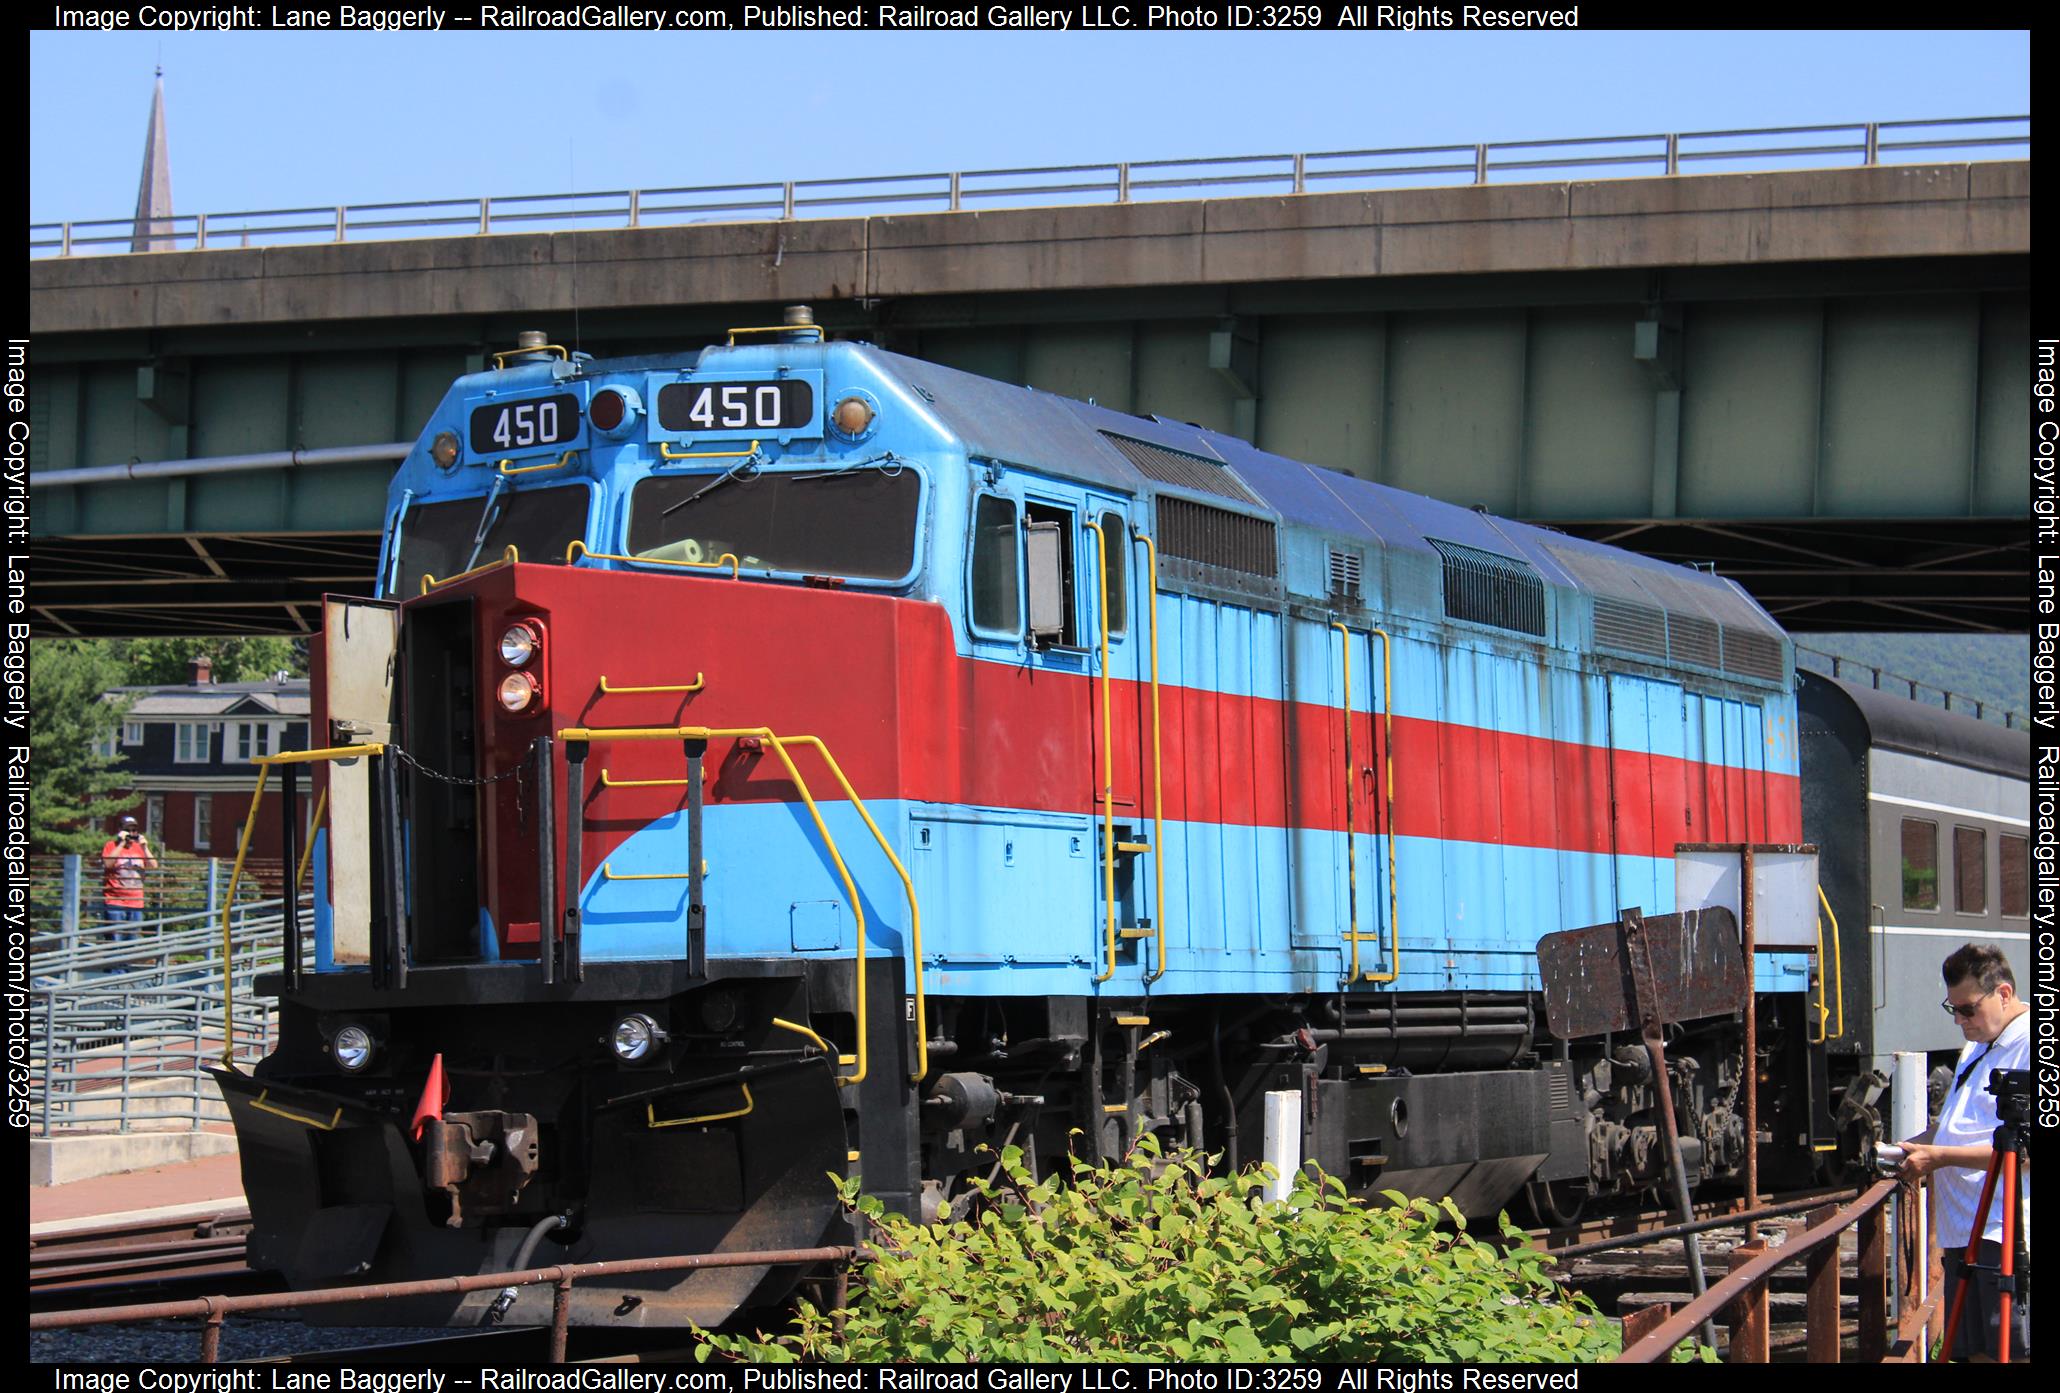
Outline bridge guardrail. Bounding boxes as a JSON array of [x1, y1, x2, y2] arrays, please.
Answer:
[[29, 115, 2028, 259]]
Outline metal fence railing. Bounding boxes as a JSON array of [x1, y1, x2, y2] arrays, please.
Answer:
[[1795, 645, 2027, 729], [23, 853, 286, 937], [27, 898, 305, 1137], [29, 115, 2029, 259]]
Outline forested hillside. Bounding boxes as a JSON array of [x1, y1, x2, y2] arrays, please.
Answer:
[[1795, 633, 2029, 726]]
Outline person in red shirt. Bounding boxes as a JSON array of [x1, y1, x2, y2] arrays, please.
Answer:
[[100, 815, 158, 942]]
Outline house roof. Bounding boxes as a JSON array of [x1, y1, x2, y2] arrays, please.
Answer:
[[111, 677, 310, 718]]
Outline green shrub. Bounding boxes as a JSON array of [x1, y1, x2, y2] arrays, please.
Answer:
[[698, 1135, 1625, 1362]]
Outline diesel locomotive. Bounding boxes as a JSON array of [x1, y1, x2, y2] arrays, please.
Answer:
[[207, 311, 2022, 1327]]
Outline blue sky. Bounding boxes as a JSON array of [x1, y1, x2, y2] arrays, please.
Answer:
[[28, 28, 2030, 225]]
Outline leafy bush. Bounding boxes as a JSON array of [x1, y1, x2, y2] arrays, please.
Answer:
[[699, 1136, 1624, 1362]]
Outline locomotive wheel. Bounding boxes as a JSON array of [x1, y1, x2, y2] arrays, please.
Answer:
[[1522, 1178, 1587, 1230]]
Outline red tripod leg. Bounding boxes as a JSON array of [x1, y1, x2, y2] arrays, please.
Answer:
[[1940, 1156, 2003, 1362]]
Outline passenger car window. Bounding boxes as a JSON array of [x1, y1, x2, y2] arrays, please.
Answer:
[[2001, 835, 2027, 917], [1953, 827, 1986, 915], [1901, 819, 1938, 911]]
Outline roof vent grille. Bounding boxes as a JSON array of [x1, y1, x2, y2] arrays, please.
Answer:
[[1328, 547, 1363, 601], [1429, 539, 1546, 637], [1593, 597, 1667, 657], [1102, 432, 1260, 506]]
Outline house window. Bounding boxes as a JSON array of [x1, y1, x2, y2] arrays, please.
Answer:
[[122, 722, 145, 746], [1953, 827, 1986, 915], [235, 722, 273, 762], [175, 722, 212, 764], [194, 795, 212, 851], [93, 731, 119, 760], [1901, 819, 1938, 911], [145, 795, 165, 844], [2001, 835, 2028, 918]]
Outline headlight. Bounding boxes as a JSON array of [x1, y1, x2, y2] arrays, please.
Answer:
[[333, 1024, 375, 1072], [499, 625, 537, 667], [611, 1012, 666, 1063], [430, 431, 461, 470], [498, 672, 538, 712]]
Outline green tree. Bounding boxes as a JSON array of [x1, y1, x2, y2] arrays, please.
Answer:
[[114, 636, 305, 686], [28, 640, 139, 854]]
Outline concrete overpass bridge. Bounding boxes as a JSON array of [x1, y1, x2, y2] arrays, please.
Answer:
[[27, 127, 2031, 637]]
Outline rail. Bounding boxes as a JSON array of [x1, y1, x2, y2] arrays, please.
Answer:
[[1615, 1179, 1939, 1363], [26, 903, 298, 1136], [30, 116, 2027, 259], [562, 724, 926, 1084], [1794, 644, 2027, 729], [29, 1242, 862, 1363]]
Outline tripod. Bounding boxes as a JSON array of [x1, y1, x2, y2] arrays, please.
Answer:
[[1938, 1114, 2030, 1362]]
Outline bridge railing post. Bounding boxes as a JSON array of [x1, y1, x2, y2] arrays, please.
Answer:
[[195, 213, 207, 250], [628, 190, 640, 228], [950, 170, 961, 212], [479, 198, 490, 235], [335, 207, 346, 242], [783, 182, 795, 219], [60, 222, 72, 257], [1293, 152, 1306, 194], [1474, 144, 1489, 183], [1865, 122, 1880, 165], [1666, 132, 1680, 175], [1116, 163, 1130, 202]]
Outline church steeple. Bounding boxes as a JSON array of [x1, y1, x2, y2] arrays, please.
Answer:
[[130, 67, 173, 253]]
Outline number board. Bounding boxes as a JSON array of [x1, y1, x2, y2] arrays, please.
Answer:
[[469, 393, 583, 457], [656, 379, 815, 435]]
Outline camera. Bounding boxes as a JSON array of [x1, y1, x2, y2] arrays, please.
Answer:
[[1988, 1067, 2032, 1141]]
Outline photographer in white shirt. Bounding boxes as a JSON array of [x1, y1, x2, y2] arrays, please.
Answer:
[[1898, 942, 2032, 1362]]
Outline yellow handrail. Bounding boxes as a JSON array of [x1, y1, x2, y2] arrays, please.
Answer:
[[600, 769, 691, 789], [1332, 623, 1370, 984], [1135, 530, 1167, 982], [600, 673, 706, 695], [727, 324, 826, 344], [1086, 520, 1118, 985], [567, 725, 926, 1085], [295, 788, 328, 893], [647, 1083, 753, 1129], [601, 862, 690, 881], [771, 1015, 851, 1064], [658, 439, 761, 461], [252, 1089, 342, 1131], [490, 343, 570, 367], [220, 744, 386, 1067], [1360, 627, 1400, 985], [496, 450, 577, 477], [421, 545, 519, 595], [565, 538, 740, 579], [1813, 884, 1846, 1042]]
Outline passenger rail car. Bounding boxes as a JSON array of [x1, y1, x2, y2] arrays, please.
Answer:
[[1799, 672, 2032, 1153], [213, 313, 1836, 1327]]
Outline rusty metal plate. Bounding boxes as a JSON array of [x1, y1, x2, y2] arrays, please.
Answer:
[[1536, 906, 1745, 1040]]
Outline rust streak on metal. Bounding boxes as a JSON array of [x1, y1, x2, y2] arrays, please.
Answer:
[[1804, 1204, 1842, 1363]]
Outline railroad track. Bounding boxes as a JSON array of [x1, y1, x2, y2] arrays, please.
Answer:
[[30, 1209, 277, 1312]]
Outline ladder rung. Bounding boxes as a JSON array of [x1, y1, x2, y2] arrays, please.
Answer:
[[1114, 1015, 1151, 1027], [1119, 928, 1154, 939], [1357, 1064, 1388, 1075], [1352, 1153, 1389, 1167], [1114, 841, 1153, 854], [1102, 1103, 1129, 1114]]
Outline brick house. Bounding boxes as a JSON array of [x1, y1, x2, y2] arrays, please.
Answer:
[[96, 656, 312, 861]]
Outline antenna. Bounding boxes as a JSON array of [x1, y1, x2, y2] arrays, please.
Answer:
[[567, 138, 581, 356]]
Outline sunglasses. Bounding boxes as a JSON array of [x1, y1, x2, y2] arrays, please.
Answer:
[[1941, 989, 1995, 1019]]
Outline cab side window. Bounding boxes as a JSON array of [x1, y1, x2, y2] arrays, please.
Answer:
[[970, 494, 1022, 639]]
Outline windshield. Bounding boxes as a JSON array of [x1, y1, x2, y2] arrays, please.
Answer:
[[627, 466, 921, 582], [393, 484, 590, 596]]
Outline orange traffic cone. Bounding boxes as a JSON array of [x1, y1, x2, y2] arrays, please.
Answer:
[[410, 1052, 450, 1142]]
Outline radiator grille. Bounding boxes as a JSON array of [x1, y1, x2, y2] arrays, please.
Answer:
[[1158, 496, 1277, 577], [1723, 627, 1786, 682], [1102, 432, 1260, 506], [1593, 596, 1667, 657], [1429, 539, 1546, 637], [1667, 613, 1722, 671]]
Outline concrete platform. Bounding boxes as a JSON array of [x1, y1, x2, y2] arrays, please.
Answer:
[[29, 1147, 247, 1228], [30, 1129, 239, 1189]]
